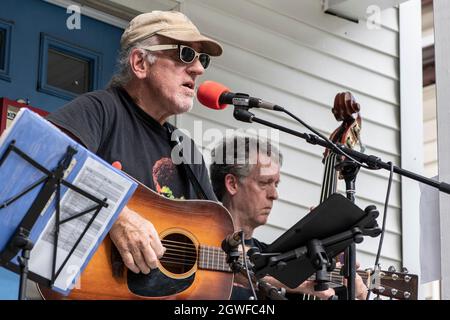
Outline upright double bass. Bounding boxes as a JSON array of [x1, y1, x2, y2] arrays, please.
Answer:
[[320, 91, 362, 203]]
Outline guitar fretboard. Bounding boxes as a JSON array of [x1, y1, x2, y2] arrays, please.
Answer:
[[198, 244, 233, 272]]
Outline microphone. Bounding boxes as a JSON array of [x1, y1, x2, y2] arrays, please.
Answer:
[[197, 81, 284, 111], [221, 231, 243, 253]]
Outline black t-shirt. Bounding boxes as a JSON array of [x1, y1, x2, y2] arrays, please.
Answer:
[[46, 86, 216, 201]]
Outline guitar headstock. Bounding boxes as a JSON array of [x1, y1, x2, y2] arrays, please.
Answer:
[[323, 91, 362, 160], [367, 266, 418, 300]]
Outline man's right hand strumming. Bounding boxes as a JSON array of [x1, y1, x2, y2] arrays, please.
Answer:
[[109, 206, 166, 274]]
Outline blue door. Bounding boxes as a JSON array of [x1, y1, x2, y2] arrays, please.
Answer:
[[0, 0, 123, 299]]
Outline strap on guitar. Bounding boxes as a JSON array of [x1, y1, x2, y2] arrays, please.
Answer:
[[165, 124, 209, 200]]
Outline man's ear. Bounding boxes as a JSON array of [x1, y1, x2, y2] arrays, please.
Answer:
[[224, 173, 239, 196], [129, 48, 148, 79]]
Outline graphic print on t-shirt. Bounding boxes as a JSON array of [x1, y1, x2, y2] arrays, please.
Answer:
[[152, 157, 185, 199]]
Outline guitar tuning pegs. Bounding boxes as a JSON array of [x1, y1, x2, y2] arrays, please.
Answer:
[[404, 275, 411, 282], [390, 288, 398, 296], [404, 292, 411, 299], [391, 273, 399, 281], [388, 266, 396, 272], [401, 267, 409, 274]]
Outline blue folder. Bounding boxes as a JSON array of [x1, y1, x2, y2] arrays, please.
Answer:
[[0, 108, 137, 295]]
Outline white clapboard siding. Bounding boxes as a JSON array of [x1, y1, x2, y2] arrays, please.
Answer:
[[248, 0, 399, 57], [200, 63, 399, 132], [177, 0, 402, 270]]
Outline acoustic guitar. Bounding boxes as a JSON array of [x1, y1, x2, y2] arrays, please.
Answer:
[[39, 182, 235, 300]]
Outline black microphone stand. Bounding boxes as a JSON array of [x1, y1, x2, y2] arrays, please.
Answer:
[[335, 160, 360, 299], [233, 107, 450, 194], [222, 234, 287, 300]]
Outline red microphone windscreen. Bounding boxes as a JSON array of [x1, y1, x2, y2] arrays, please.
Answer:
[[197, 81, 230, 110]]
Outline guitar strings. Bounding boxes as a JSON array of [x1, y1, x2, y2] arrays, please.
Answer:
[[161, 239, 196, 247], [162, 244, 196, 253], [325, 279, 409, 299], [315, 272, 411, 299], [158, 258, 196, 266], [313, 270, 403, 283]]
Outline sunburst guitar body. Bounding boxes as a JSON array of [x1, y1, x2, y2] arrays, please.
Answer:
[[39, 183, 235, 300]]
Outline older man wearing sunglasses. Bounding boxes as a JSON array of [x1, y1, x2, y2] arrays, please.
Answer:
[[46, 11, 221, 276]]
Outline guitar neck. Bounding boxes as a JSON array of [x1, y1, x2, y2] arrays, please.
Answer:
[[307, 268, 371, 287], [198, 244, 234, 272]]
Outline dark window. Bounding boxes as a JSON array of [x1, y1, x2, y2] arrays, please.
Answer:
[[47, 48, 91, 95], [0, 20, 12, 81], [38, 34, 101, 100], [0, 28, 5, 70]]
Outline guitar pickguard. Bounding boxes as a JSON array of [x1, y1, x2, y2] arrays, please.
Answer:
[[127, 268, 195, 297]]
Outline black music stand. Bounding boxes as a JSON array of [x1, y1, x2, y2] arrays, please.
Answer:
[[247, 193, 381, 292], [0, 140, 108, 300]]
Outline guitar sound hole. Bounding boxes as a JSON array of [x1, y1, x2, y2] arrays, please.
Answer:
[[160, 233, 197, 274]]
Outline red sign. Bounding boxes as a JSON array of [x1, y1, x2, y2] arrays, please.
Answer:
[[0, 98, 49, 134]]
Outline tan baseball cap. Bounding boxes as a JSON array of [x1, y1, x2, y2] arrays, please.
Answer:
[[120, 11, 223, 56]]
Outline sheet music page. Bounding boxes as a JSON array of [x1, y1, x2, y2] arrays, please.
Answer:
[[28, 156, 134, 292]]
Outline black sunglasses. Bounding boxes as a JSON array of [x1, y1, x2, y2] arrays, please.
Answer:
[[141, 44, 211, 69]]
